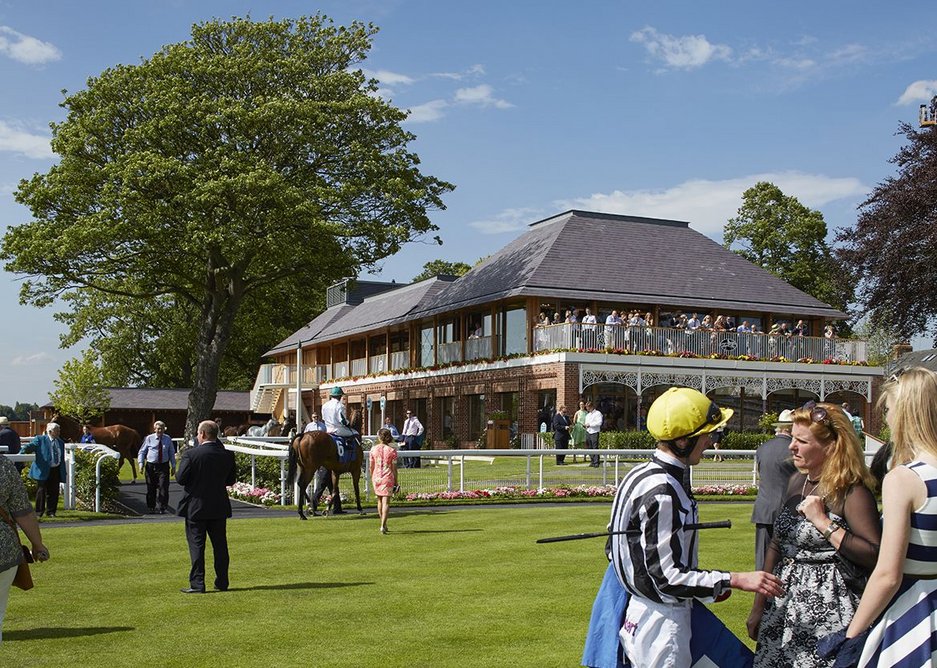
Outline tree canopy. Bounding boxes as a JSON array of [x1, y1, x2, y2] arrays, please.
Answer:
[[411, 259, 473, 282], [49, 352, 111, 424], [1, 15, 453, 438], [724, 181, 852, 314], [837, 122, 937, 343]]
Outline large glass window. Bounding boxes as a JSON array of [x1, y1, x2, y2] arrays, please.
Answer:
[[537, 390, 557, 431], [419, 321, 434, 368], [468, 394, 486, 440], [439, 396, 455, 439], [502, 305, 527, 355]]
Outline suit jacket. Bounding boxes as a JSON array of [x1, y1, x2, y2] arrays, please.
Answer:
[[552, 413, 571, 447], [176, 440, 236, 520], [0, 427, 20, 455], [23, 434, 66, 481], [751, 434, 797, 525]]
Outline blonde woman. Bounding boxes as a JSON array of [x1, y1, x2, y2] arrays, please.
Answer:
[[571, 400, 588, 460], [824, 368, 937, 666], [370, 428, 398, 534], [748, 402, 881, 667]]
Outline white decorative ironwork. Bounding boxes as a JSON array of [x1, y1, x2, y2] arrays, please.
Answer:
[[640, 372, 703, 393], [704, 374, 764, 398], [822, 379, 872, 401], [765, 376, 822, 397], [581, 370, 639, 392]]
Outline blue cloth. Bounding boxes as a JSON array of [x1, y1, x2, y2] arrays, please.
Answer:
[[23, 434, 66, 481], [138, 433, 176, 468], [80, 433, 95, 444], [582, 563, 754, 668], [330, 435, 357, 464]]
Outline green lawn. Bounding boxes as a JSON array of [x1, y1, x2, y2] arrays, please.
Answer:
[[2, 502, 760, 667]]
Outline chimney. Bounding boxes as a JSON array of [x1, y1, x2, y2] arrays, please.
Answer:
[[892, 341, 913, 360]]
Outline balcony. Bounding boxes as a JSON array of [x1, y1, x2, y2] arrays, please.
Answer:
[[390, 350, 410, 370], [351, 357, 367, 377], [251, 363, 320, 412], [532, 323, 868, 363], [465, 335, 494, 361], [438, 341, 462, 365]]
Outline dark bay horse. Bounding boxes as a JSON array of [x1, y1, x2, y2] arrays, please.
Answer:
[[286, 409, 363, 520], [54, 415, 144, 482]]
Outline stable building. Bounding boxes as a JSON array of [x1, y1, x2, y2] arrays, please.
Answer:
[[255, 210, 882, 447]]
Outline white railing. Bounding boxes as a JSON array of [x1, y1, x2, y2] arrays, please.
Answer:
[[369, 355, 388, 374], [333, 361, 349, 378], [465, 335, 493, 361], [438, 341, 462, 364], [254, 363, 320, 388], [351, 357, 367, 377], [390, 350, 410, 370], [225, 436, 292, 506], [533, 323, 868, 363]]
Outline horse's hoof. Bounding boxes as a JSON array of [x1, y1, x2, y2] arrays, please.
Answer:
[[299, 514, 307, 521]]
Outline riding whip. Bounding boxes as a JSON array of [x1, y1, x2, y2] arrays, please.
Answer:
[[536, 520, 731, 544]]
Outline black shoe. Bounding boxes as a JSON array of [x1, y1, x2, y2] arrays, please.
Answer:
[[215, 585, 228, 592], [148, 508, 156, 514], [180, 587, 205, 594], [158, 508, 166, 515]]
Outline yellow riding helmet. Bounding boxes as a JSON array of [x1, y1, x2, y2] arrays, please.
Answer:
[[646, 387, 733, 442]]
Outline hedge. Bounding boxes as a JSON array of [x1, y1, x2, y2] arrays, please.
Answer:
[[73, 449, 121, 512], [538, 430, 773, 450], [234, 452, 283, 489]]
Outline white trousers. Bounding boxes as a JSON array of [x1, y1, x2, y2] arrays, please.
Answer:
[[0, 563, 18, 644], [620, 596, 693, 668]]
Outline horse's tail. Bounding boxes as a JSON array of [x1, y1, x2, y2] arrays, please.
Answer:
[[286, 435, 299, 487]]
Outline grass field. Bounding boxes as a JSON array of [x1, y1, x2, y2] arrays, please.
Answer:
[[2, 502, 760, 668]]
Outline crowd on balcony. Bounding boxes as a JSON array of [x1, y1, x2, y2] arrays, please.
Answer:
[[534, 307, 844, 361]]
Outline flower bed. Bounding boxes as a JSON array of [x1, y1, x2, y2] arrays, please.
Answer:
[[404, 483, 755, 503], [227, 481, 281, 506]]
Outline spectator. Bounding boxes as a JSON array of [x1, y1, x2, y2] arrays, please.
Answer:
[[552, 405, 571, 465], [608, 387, 782, 666], [138, 420, 176, 514], [747, 402, 881, 667], [713, 315, 727, 332], [675, 314, 688, 329], [710, 426, 725, 462], [571, 400, 588, 456], [400, 409, 424, 469], [582, 308, 598, 348], [303, 412, 326, 433], [737, 320, 752, 333], [604, 310, 622, 348], [0, 455, 49, 642], [0, 418, 21, 472], [841, 402, 864, 437], [176, 420, 236, 594], [700, 315, 713, 331], [792, 319, 808, 336], [370, 428, 399, 534], [584, 401, 603, 468], [79, 425, 95, 444], [382, 417, 400, 441], [833, 367, 937, 665], [751, 410, 798, 571], [22, 423, 66, 518], [686, 313, 701, 330]]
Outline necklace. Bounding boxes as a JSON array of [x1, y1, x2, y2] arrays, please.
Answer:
[[802, 476, 822, 499]]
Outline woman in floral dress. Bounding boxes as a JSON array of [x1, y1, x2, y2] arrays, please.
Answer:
[[369, 428, 398, 534], [748, 402, 881, 667]]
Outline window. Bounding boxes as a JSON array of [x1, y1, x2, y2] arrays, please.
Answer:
[[537, 390, 556, 431], [468, 395, 486, 440], [502, 305, 527, 356], [439, 396, 455, 439], [419, 321, 434, 367]]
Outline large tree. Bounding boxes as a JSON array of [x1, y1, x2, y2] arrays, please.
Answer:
[[724, 182, 852, 313], [2, 16, 453, 439], [48, 352, 111, 425], [837, 121, 937, 343], [411, 259, 473, 282]]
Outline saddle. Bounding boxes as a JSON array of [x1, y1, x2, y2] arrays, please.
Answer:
[[329, 434, 358, 464]]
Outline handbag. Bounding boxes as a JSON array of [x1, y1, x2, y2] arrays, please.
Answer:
[[0, 507, 34, 591], [834, 552, 868, 596]]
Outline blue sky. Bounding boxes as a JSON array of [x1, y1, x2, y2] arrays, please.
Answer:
[[1, 1, 935, 405]]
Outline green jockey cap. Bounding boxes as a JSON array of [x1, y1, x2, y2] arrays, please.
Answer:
[[329, 387, 344, 398]]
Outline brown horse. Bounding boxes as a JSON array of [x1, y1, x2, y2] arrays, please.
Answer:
[[286, 409, 363, 520], [53, 415, 144, 482]]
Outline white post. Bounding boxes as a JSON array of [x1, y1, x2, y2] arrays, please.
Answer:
[[280, 457, 288, 507], [295, 341, 303, 429]]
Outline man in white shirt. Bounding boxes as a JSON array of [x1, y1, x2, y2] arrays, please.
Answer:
[[584, 401, 603, 467], [582, 307, 598, 348], [303, 412, 326, 433], [400, 409, 425, 469], [686, 313, 701, 330]]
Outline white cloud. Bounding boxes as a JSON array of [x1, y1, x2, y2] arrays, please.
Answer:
[[0, 26, 61, 65], [432, 64, 486, 80], [468, 171, 866, 237], [630, 26, 732, 70], [897, 80, 937, 105], [406, 99, 449, 123], [0, 120, 53, 159], [361, 68, 416, 86], [11, 352, 52, 367], [453, 84, 513, 109], [468, 207, 545, 234]]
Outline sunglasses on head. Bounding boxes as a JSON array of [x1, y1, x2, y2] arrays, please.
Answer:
[[802, 400, 836, 433], [888, 367, 906, 384]]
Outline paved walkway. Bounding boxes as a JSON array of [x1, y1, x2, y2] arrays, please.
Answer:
[[113, 479, 295, 523]]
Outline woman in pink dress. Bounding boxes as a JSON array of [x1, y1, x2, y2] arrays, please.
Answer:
[[370, 429, 399, 534]]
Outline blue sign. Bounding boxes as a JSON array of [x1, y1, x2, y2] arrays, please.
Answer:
[[366, 397, 373, 410], [380, 396, 386, 411]]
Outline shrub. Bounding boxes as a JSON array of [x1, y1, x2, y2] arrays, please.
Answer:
[[234, 452, 283, 489], [600, 431, 657, 449], [758, 412, 779, 432], [20, 466, 37, 498], [73, 449, 121, 512], [724, 432, 773, 451]]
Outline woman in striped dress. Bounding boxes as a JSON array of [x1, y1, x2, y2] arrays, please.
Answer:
[[836, 367, 937, 666]]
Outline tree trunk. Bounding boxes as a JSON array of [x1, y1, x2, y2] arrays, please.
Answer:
[[184, 265, 244, 445]]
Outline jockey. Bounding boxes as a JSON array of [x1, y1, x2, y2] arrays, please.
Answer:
[[322, 387, 356, 438]]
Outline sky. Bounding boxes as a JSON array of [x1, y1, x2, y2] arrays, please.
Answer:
[[1, 0, 936, 406]]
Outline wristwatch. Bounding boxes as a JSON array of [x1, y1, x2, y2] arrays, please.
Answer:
[[823, 520, 842, 540]]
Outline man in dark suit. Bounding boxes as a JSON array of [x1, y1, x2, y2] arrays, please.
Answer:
[[552, 405, 571, 465], [751, 409, 798, 570], [176, 420, 236, 593]]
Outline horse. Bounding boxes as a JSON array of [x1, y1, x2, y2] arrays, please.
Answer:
[[53, 414, 144, 482], [286, 409, 363, 520], [247, 418, 281, 437]]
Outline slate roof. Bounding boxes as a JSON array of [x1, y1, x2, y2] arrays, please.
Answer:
[[893, 349, 937, 374], [43, 388, 250, 412], [269, 209, 846, 353], [265, 277, 455, 355]]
